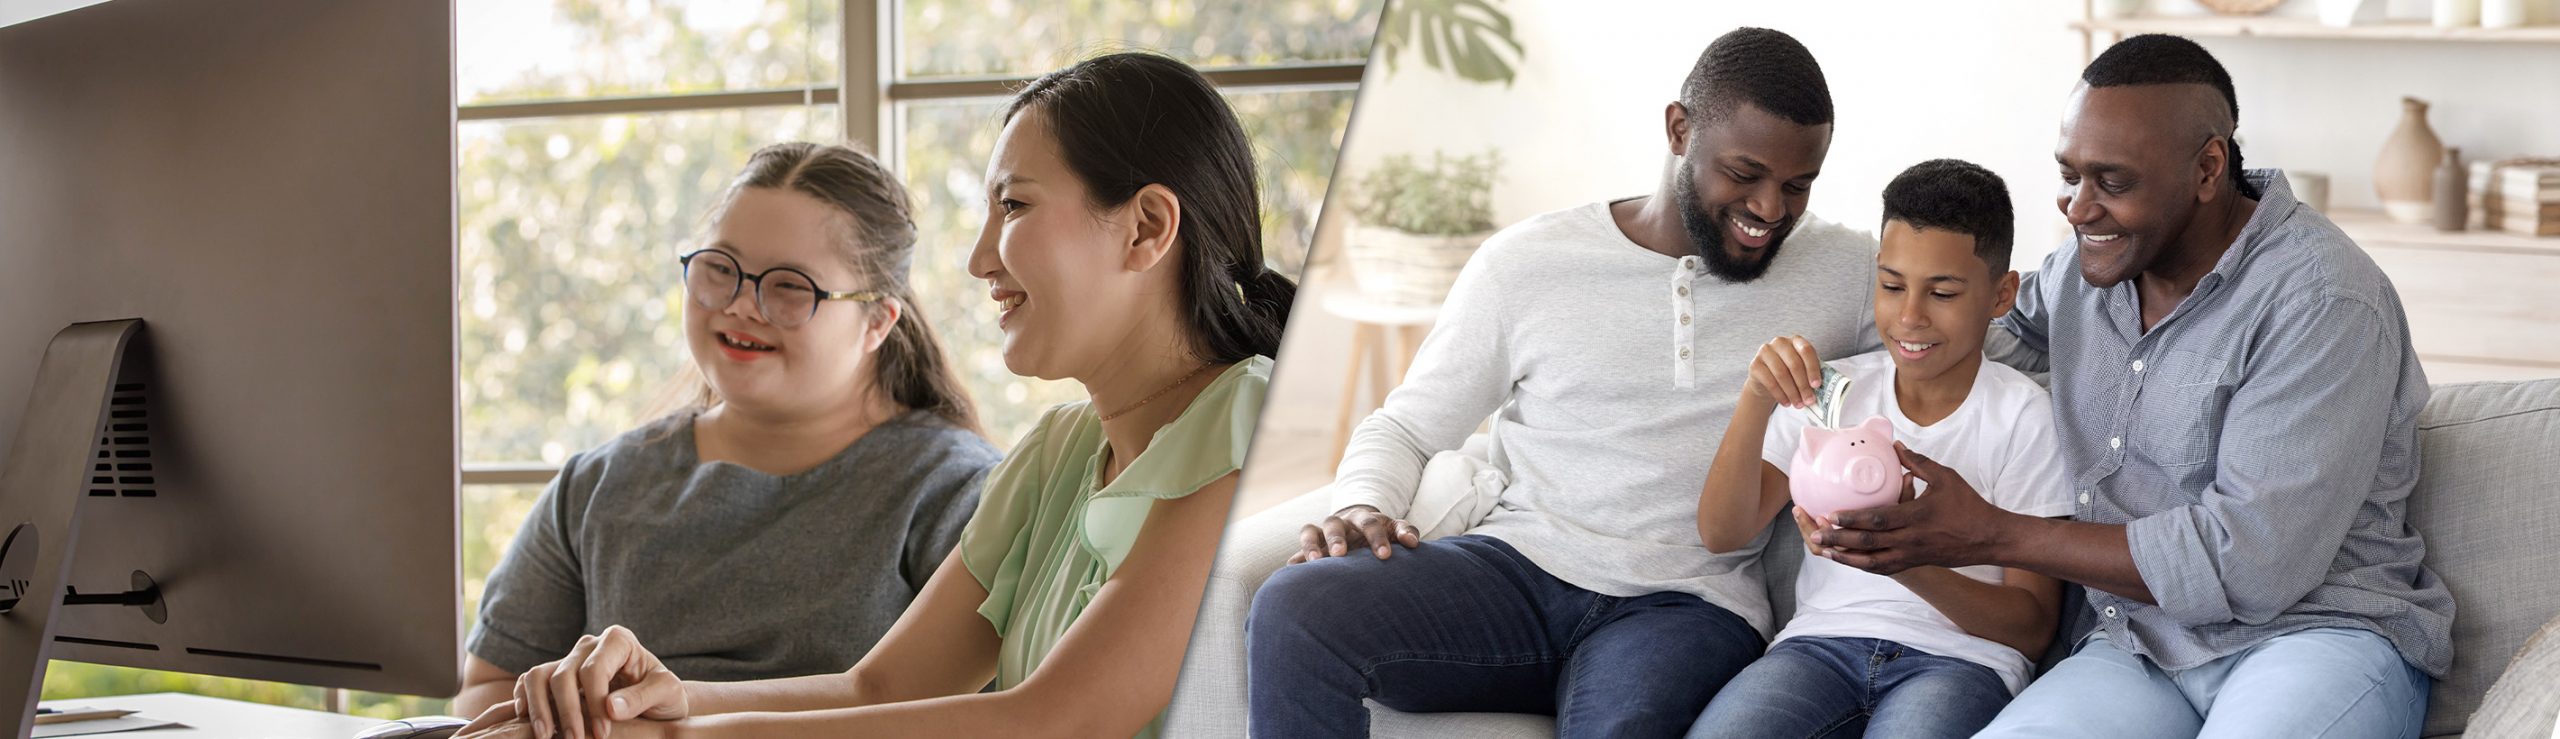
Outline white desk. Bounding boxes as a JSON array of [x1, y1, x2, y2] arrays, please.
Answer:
[[36, 693, 384, 738]]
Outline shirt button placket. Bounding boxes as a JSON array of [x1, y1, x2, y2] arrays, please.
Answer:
[[1672, 257, 1700, 390]]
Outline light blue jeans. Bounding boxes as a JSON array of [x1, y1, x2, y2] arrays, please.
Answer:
[[1977, 627, 2430, 739]]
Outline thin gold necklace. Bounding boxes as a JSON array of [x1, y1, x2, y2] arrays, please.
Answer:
[[1097, 362, 1218, 422]]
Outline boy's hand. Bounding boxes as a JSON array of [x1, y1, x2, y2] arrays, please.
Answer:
[[1745, 335, 1824, 409], [1815, 442, 2011, 575], [1791, 507, 1834, 558]]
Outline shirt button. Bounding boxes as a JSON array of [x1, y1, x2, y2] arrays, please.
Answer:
[[2078, 491, 2091, 505], [2109, 437, 2123, 449], [2103, 605, 2120, 619], [1679, 347, 1691, 360], [1677, 286, 1690, 297], [2132, 359, 2145, 372], [1680, 314, 1691, 326]]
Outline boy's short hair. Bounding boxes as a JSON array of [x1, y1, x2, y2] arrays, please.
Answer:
[[1881, 159, 2013, 274]]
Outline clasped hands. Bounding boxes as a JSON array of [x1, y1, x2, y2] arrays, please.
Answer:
[[458, 626, 688, 739]]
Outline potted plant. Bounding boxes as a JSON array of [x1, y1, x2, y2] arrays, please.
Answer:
[[1344, 149, 1501, 308]]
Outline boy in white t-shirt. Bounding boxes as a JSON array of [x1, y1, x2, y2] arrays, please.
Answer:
[[1687, 159, 2073, 739]]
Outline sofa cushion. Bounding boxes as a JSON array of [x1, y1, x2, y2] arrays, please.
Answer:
[[1372, 703, 1554, 738], [2409, 378, 2560, 738], [2465, 613, 2560, 738]]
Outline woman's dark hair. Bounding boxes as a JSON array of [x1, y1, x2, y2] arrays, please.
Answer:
[[1003, 52, 1295, 364], [675, 142, 981, 434]]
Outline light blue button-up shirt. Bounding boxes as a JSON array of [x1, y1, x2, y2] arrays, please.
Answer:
[[1989, 170, 2453, 677]]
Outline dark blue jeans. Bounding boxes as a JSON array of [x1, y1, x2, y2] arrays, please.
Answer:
[[1685, 636, 2011, 739], [1246, 534, 1764, 738]]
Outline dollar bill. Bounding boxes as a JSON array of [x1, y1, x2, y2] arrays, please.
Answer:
[[1807, 364, 1854, 429]]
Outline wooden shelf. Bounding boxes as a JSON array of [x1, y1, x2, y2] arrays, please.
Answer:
[[2329, 207, 2560, 256], [2074, 14, 2560, 43]]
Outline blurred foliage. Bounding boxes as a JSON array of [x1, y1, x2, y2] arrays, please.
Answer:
[[1351, 149, 1501, 235], [42, 0, 1372, 719], [902, 0, 1378, 78], [1374, 0, 1522, 85], [459, 0, 843, 104]]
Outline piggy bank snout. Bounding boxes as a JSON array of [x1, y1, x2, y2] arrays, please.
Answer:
[[1844, 456, 1892, 496]]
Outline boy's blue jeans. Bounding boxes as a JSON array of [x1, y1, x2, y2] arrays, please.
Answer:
[[1685, 636, 2012, 739]]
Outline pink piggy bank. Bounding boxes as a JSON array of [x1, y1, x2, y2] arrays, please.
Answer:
[[1789, 416, 1899, 521]]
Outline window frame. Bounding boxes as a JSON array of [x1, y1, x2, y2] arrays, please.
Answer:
[[455, 0, 1364, 487]]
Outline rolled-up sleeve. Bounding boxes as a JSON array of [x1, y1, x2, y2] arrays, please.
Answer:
[[2125, 291, 2396, 627], [1989, 249, 2067, 376]]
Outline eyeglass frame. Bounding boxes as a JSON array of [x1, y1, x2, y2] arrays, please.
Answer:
[[677, 248, 883, 327]]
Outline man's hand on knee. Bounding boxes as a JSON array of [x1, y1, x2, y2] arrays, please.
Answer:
[[1289, 505, 1422, 564]]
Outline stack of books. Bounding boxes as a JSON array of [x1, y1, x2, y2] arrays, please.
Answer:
[[2468, 160, 2560, 237]]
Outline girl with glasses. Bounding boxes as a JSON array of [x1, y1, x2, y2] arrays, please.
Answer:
[[451, 142, 1002, 720]]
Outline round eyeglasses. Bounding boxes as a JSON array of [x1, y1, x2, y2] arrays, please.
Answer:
[[679, 249, 880, 329]]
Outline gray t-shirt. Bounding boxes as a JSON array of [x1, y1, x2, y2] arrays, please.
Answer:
[[467, 409, 999, 681]]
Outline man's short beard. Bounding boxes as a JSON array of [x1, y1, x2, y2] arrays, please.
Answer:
[[1675, 171, 1784, 283]]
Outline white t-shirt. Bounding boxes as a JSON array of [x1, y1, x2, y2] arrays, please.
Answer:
[[1761, 351, 2074, 694]]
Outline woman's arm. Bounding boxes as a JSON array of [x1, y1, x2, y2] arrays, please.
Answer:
[[672, 474, 1237, 739], [503, 539, 1008, 739], [681, 546, 1004, 716]]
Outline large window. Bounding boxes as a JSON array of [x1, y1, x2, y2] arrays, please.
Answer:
[[41, 0, 1375, 719]]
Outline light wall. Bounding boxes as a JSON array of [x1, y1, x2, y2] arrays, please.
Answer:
[[1246, 0, 2560, 515], [0, 0, 110, 28]]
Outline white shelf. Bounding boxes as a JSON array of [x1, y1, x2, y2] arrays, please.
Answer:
[[2075, 14, 2560, 43], [2329, 207, 2560, 256]]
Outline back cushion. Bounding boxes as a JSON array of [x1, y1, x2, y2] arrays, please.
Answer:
[[2409, 378, 2560, 738]]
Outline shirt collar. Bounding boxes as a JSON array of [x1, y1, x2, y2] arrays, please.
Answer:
[[2197, 168, 2296, 293]]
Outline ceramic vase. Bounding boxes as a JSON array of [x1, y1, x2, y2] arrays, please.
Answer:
[[2434, 147, 2469, 232], [2376, 97, 2444, 224]]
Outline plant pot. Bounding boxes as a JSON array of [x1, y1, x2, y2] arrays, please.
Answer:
[[1343, 224, 1495, 308], [2093, 0, 2146, 18], [2320, 0, 2386, 25], [2375, 97, 2444, 224]]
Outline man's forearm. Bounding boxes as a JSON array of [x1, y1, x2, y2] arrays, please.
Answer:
[[1993, 516, 2155, 605]]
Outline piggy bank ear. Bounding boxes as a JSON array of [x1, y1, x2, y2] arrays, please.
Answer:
[[1856, 416, 1894, 440], [1802, 425, 1835, 447]]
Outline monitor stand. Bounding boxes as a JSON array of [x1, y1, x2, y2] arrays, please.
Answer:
[[0, 319, 168, 738]]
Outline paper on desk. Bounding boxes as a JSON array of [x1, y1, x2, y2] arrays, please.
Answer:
[[31, 715, 184, 738]]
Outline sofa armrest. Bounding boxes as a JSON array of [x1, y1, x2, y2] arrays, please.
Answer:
[[1165, 485, 1336, 737], [1167, 435, 1499, 736]]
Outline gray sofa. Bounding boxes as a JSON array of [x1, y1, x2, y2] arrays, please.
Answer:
[[1165, 377, 2560, 738]]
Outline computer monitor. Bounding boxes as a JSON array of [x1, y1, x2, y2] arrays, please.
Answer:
[[0, 0, 458, 732]]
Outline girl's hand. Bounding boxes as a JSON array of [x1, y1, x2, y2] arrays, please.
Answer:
[[514, 625, 689, 739]]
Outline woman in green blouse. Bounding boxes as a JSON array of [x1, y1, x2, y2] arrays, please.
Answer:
[[462, 51, 1294, 739]]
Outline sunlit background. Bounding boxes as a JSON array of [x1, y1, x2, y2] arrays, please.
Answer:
[[38, 0, 1378, 718]]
